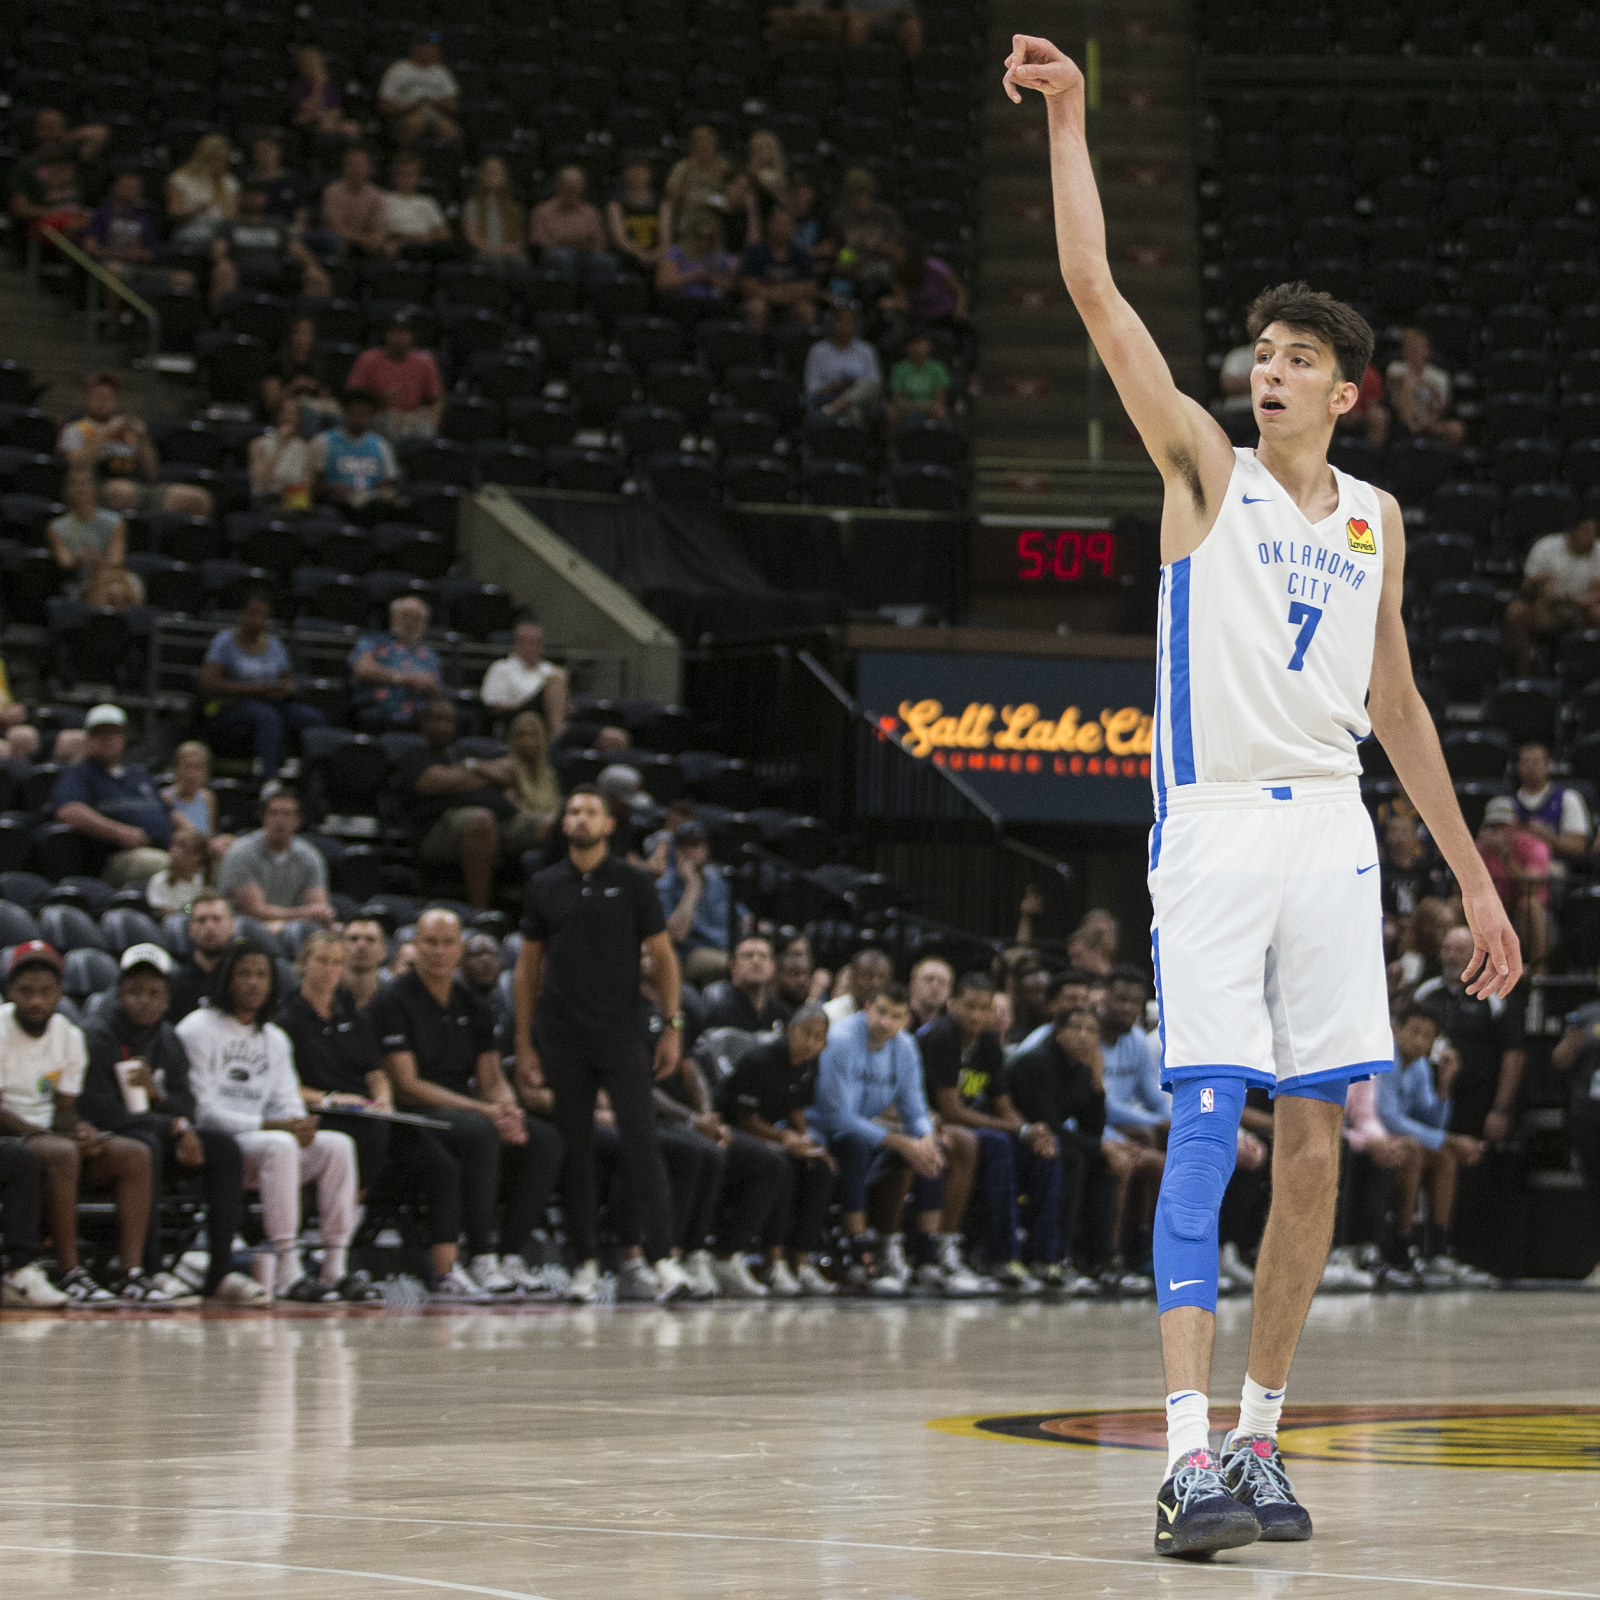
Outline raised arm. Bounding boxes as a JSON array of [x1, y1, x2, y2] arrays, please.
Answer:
[[1367, 490, 1521, 998], [1003, 36, 1234, 555]]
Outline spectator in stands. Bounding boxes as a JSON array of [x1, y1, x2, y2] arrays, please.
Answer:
[[243, 135, 305, 224], [382, 153, 454, 261], [165, 134, 238, 250], [82, 170, 195, 299], [824, 168, 900, 298], [746, 129, 790, 213], [1378, 1003, 1485, 1282], [661, 125, 731, 244], [656, 210, 738, 313], [1380, 812, 1452, 924], [340, 916, 389, 1010], [1548, 972, 1600, 1287], [461, 932, 510, 1038], [322, 147, 391, 259], [658, 820, 740, 980], [805, 305, 883, 426], [713, 168, 764, 256], [1074, 906, 1121, 970], [907, 955, 954, 1028], [379, 33, 461, 148], [207, 183, 332, 313], [7, 137, 91, 241], [48, 468, 127, 597], [217, 790, 334, 931], [310, 388, 402, 515], [58, 372, 214, 519], [606, 154, 662, 272], [396, 698, 543, 910], [881, 237, 968, 331], [167, 891, 235, 1021], [79, 942, 264, 1303], [920, 972, 1061, 1291], [825, 947, 893, 1023], [0, 1138, 68, 1308], [1506, 516, 1600, 675], [462, 156, 529, 278], [178, 936, 361, 1301], [28, 105, 108, 166], [145, 827, 210, 917], [529, 166, 613, 281], [786, 177, 822, 253], [1005, 965, 1054, 1048], [0, 655, 37, 763], [261, 317, 338, 424], [1386, 327, 1463, 448], [812, 982, 944, 1293], [248, 396, 316, 508], [480, 621, 571, 737], [721, 1003, 837, 1294], [1512, 742, 1591, 867], [1211, 342, 1255, 424], [200, 586, 326, 777], [374, 908, 564, 1298], [51, 704, 171, 886], [846, 0, 924, 51], [1097, 967, 1165, 1278], [347, 317, 443, 440], [703, 936, 790, 1031], [290, 45, 360, 139], [1335, 359, 1389, 448], [739, 205, 816, 330], [886, 330, 951, 428], [349, 594, 441, 731], [776, 935, 827, 1010], [1477, 794, 1552, 968], [0, 942, 170, 1305], [505, 710, 563, 845]]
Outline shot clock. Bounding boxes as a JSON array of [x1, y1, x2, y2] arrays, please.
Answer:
[[971, 516, 1158, 594]]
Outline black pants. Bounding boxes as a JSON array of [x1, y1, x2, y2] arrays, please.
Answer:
[[1571, 1119, 1600, 1247], [1332, 1146, 1392, 1253], [540, 1025, 672, 1262], [779, 1149, 835, 1255], [716, 1130, 791, 1255], [657, 1123, 724, 1251], [1221, 1162, 1271, 1255], [320, 1114, 465, 1250], [428, 1106, 563, 1260], [0, 1137, 43, 1269], [1059, 1128, 1115, 1271], [121, 1125, 242, 1290]]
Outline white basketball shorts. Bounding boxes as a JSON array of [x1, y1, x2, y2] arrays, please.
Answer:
[[1148, 775, 1393, 1096]]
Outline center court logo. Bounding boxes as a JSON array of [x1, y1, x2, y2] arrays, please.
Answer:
[[1346, 517, 1376, 555], [928, 1405, 1600, 1472]]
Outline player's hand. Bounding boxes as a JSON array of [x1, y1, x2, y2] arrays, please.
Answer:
[[1459, 887, 1522, 1000], [1003, 35, 1084, 103], [652, 1026, 682, 1081]]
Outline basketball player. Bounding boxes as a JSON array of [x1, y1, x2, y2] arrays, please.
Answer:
[[1004, 38, 1521, 1559]]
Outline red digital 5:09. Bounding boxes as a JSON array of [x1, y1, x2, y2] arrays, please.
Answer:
[[1017, 528, 1117, 582]]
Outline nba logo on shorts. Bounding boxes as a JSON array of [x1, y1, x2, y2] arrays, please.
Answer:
[[1200, 1087, 1214, 1113]]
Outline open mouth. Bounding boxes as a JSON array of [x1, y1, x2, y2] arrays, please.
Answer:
[[1260, 397, 1286, 413]]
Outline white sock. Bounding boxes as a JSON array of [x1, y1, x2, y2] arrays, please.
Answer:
[[321, 1245, 348, 1285], [1166, 1390, 1211, 1473], [275, 1243, 304, 1290], [1237, 1374, 1285, 1439]]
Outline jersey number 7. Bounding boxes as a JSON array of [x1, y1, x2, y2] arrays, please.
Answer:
[[1286, 602, 1323, 672]]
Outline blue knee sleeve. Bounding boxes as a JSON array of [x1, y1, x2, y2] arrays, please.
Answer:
[[1154, 1080, 1246, 1313]]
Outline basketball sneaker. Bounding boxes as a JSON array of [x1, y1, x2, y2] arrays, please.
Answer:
[[992, 1260, 1043, 1296], [1, 1262, 69, 1309], [766, 1259, 802, 1298], [934, 1235, 985, 1296], [1219, 1431, 1313, 1541], [795, 1261, 838, 1296], [1218, 1240, 1255, 1289], [1429, 1254, 1496, 1289], [566, 1260, 602, 1304], [56, 1266, 116, 1306], [1154, 1448, 1262, 1559], [650, 1257, 695, 1304], [713, 1255, 768, 1299], [684, 1249, 721, 1299], [872, 1234, 911, 1296]]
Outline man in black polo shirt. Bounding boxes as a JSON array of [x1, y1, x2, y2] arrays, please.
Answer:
[[702, 935, 790, 1032], [372, 907, 564, 1300], [513, 785, 692, 1305], [166, 891, 236, 1022]]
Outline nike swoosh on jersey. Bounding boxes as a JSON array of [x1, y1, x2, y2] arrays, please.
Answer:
[[1241, 494, 1275, 504], [1356, 863, 1378, 874], [1168, 1277, 1205, 1290]]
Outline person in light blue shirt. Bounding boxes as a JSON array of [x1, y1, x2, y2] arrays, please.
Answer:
[[1100, 967, 1169, 1137], [811, 986, 945, 1282], [308, 388, 400, 512], [657, 820, 742, 963], [1378, 1014, 1450, 1153], [803, 305, 883, 425]]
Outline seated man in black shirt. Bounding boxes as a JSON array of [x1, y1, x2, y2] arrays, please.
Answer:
[[209, 182, 333, 312], [722, 1003, 837, 1295], [166, 891, 236, 1022], [1009, 1006, 1112, 1293], [918, 972, 1063, 1293], [701, 935, 791, 1033], [395, 699, 545, 911], [371, 907, 563, 1299]]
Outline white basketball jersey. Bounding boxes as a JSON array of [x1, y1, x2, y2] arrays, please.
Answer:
[[1152, 448, 1384, 800]]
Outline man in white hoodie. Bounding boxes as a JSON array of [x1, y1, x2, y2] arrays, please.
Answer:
[[177, 935, 368, 1302]]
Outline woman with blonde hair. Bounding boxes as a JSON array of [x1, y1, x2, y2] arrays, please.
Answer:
[[656, 209, 738, 310], [290, 45, 361, 138], [660, 125, 731, 243], [505, 710, 562, 840], [461, 156, 529, 278], [746, 129, 789, 208], [166, 134, 238, 249]]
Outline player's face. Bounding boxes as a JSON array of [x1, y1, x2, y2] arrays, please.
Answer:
[[1251, 322, 1357, 436]]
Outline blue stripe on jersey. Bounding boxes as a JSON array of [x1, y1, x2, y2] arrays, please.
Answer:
[[1151, 928, 1167, 1076], [1169, 556, 1195, 785], [1150, 569, 1168, 871]]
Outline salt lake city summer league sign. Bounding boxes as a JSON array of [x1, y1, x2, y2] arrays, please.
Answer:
[[857, 652, 1157, 824]]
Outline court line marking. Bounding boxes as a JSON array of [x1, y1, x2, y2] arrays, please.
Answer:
[[0, 1542, 552, 1599], [4, 1501, 1597, 1598]]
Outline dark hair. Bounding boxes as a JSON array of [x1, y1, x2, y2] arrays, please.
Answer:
[[238, 582, 275, 612], [260, 787, 301, 814], [1397, 1002, 1441, 1030], [1108, 964, 1149, 994], [1245, 281, 1375, 387], [1055, 1004, 1099, 1033], [210, 936, 282, 1027], [956, 971, 996, 996], [875, 980, 910, 1008], [1049, 967, 1098, 1000], [567, 783, 603, 801]]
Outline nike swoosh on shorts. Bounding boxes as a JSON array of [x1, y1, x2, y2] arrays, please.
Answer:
[[1169, 1278, 1205, 1290], [1356, 863, 1378, 874]]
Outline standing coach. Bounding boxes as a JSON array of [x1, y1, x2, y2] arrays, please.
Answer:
[[513, 786, 693, 1304]]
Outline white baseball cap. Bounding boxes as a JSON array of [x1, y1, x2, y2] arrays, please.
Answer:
[[85, 704, 128, 731], [119, 942, 173, 976]]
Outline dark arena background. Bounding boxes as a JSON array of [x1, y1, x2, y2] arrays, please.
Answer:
[[0, 1, 1597, 1596]]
